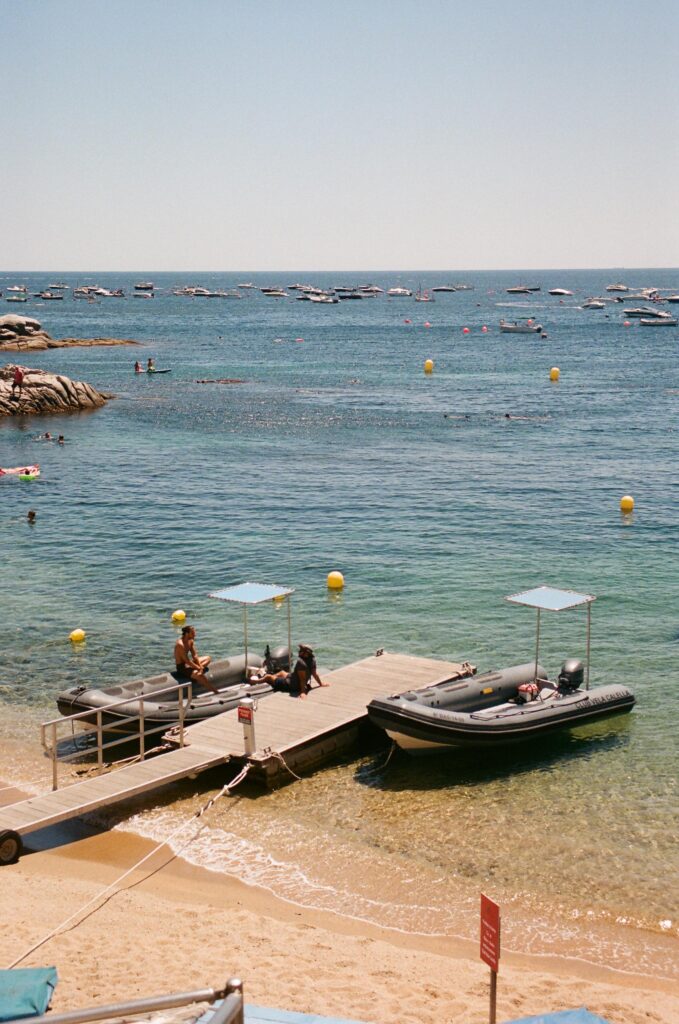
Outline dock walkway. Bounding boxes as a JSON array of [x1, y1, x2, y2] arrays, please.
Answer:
[[0, 652, 468, 852]]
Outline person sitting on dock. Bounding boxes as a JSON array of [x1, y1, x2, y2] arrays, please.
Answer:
[[174, 625, 218, 693], [261, 643, 329, 700]]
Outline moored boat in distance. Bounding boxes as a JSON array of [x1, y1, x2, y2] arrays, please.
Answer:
[[639, 316, 677, 326], [606, 283, 629, 292], [623, 306, 667, 318], [134, 281, 154, 291], [548, 288, 573, 296], [431, 285, 456, 292], [582, 299, 606, 309], [499, 319, 544, 333], [387, 287, 412, 297]]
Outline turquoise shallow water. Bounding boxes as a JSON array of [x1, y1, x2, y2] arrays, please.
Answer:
[[0, 270, 677, 976]]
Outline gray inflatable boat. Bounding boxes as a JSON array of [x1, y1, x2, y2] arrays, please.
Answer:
[[367, 659, 636, 753], [56, 648, 288, 732]]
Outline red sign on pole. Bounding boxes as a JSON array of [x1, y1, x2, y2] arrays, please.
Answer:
[[480, 893, 500, 973], [238, 705, 253, 724]]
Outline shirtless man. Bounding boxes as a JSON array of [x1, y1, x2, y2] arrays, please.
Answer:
[[174, 625, 217, 693]]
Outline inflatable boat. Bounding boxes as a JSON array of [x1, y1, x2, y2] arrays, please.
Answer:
[[367, 659, 635, 753], [56, 647, 289, 733]]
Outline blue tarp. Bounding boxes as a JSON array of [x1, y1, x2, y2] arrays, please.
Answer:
[[0, 968, 58, 1021], [246, 1009, 366, 1024], [504, 1009, 612, 1024]]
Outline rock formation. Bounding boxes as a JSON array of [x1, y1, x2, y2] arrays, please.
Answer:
[[0, 364, 110, 417], [0, 314, 137, 351]]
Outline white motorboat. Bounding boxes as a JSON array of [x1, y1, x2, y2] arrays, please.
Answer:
[[624, 306, 667, 318], [7, 285, 27, 293], [387, 287, 412, 297], [606, 283, 629, 292], [548, 288, 573, 296], [582, 299, 606, 309], [134, 281, 155, 291], [499, 319, 544, 333], [639, 316, 677, 326], [262, 289, 289, 298]]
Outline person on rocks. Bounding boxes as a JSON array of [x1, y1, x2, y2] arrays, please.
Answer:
[[11, 366, 24, 398]]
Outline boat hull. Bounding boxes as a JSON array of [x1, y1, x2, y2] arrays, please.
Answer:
[[368, 667, 635, 753]]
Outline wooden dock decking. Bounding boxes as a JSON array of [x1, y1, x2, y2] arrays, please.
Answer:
[[0, 652, 468, 850]]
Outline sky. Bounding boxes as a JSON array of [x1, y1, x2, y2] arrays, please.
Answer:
[[2, 0, 678, 271]]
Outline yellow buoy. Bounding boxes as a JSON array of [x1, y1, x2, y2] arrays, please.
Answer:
[[424, 359, 434, 374], [549, 366, 560, 382], [620, 495, 635, 513], [69, 628, 86, 643], [171, 609, 186, 623], [327, 571, 345, 590]]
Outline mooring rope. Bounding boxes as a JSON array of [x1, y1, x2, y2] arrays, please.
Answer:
[[7, 767, 248, 970], [268, 750, 303, 781]]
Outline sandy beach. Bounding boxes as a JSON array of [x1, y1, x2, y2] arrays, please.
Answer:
[[0, 787, 677, 1024]]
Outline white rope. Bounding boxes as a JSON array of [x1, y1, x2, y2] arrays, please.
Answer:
[[269, 750, 303, 781], [7, 769, 239, 970]]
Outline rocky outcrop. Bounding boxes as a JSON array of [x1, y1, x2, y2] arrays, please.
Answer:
[[0, 314, 137, 351], [0, 364, 110, 417]]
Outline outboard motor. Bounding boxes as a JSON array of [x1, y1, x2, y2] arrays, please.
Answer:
[[558, 658, 584, 692], [268, 645, 290, 672]]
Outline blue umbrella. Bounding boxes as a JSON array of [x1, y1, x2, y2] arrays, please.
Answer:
[[505, 1010, 612, 1024]]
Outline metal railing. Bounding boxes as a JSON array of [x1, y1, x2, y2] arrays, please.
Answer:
[[41, 678, 196, 790], [6, 976, 245, 1024]]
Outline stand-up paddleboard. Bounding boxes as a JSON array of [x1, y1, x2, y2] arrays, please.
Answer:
[[148, 368, 172, 374]]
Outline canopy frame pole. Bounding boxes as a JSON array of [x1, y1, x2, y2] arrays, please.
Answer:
[[534, 608, 541, 683], [243, 604, 248, 669], [287, 596, 292, 665], [585, 602, 591, 690]]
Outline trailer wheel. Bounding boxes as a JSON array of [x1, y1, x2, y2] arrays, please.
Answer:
[[0, 830, 22, 865]]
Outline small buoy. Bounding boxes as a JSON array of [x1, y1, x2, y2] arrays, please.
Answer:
[[404, 318, 412, 324], [295, 337, 304, 343], [624, 320, 631, 327], [549, 366, 560, 382], [424, 359, 434, 374], [481, 325, 488, 333], [171, 609, 186, 623], [620, 495, 635, 514], [462, 327, 470, 334], [424, 321, 431, 328], [69, 628, 86, 644], [327, 570, 344, 590]]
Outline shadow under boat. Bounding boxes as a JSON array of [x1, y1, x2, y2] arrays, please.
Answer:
[[357, 713, 634, 792]]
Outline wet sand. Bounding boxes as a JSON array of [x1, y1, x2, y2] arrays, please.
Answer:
[[0, 785, 677, 1024]]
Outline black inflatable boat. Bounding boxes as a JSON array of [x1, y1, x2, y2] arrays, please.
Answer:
[[367, 659, 635, 753], [56, 648, 288, 732]]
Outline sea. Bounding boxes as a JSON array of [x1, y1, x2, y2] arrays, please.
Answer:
[[0, 270, 677, 979]]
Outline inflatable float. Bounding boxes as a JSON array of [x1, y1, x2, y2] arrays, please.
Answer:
[[0, 464, 40, 479]]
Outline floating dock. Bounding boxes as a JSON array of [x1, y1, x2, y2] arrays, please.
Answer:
[[0, 652, 469, 858]]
